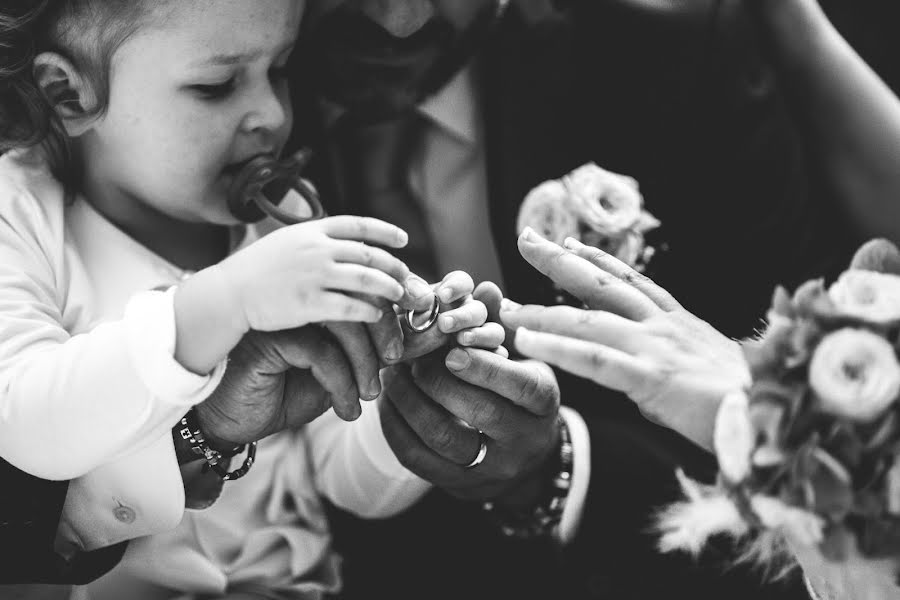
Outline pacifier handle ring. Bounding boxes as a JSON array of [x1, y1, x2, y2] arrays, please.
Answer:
[[250, 176, 325, 225], [405, 296, 441, 333]]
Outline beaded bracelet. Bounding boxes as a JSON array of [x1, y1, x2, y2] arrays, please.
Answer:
[[178, 408, 257, 482], [482, 416, 573, 539]]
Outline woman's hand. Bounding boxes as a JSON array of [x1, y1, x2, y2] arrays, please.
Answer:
[[501, 228, 748, 451]]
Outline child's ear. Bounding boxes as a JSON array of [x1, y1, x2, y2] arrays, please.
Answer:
[[33, 52, 98, 137]]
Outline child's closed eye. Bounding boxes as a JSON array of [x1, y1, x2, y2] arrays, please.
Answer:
[[190, 78, 236, 101]]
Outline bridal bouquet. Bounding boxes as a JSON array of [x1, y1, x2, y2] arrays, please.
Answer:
[[657, 240, 900, 580], [516, 163, 659, 270]]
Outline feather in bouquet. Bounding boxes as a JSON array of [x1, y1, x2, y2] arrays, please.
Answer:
[[516, 163, 659, 270], [657, 240, 900, 583]]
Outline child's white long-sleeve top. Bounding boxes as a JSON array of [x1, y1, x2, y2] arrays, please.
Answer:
[[0, 151, 430, 593]]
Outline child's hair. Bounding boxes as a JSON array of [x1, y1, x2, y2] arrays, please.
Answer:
[[0, 1, 164, 188]]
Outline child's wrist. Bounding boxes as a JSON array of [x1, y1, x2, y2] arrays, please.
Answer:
[[204, 264, 251, 336], [173, 268, 247, 374]]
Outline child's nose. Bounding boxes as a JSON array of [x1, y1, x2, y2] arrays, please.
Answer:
[[243, 84, 290, 135]]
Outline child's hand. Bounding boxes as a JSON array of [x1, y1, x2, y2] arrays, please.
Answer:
[[400, 272, 505, 361], [218, 216, 410, 332]]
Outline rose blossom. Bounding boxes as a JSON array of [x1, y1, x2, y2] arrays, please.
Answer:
[[808, 328, 900, 422], [516, 180, 579, 245], [563, 162, 643, 236], [828, 270, 900, 323]]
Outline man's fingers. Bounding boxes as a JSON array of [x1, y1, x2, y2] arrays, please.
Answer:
[[514, 327, 656, 397], [435, 271, 475, 305], [323, 321, 381, 400], [438, 297, 487, 333], [362, 295, 405, 365], [517, 228, 659, 320], [442, 348, 558, 417], [458, 322, 505, 350], [399, 274, 436, 311], [382, 366, 486, 466], [563, 237, 681, 311], [499, 304, 644, 354], [285, 328, 361, 421]]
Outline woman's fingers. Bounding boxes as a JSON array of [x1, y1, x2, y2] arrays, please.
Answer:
[[435, 271, 475, 305], [563, 237, 681, 311], [516, 228, 660, 320], [438, 296, 487, 334], [318, 215, 408, 248], [458, 322, 505, 350], [514, 327, 656, 396], [331, 240, 410, 284], [327, 263, 406, 302], [500, 303, 644, 354]]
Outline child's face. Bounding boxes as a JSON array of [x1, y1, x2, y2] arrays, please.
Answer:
[[80, 0, 303, 226]]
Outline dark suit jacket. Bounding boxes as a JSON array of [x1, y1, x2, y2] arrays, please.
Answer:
[[0, 460, 125, 584], [287, 2, 861, 599]]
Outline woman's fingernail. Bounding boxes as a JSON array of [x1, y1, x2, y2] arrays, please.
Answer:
[[500, 299, 522, 312], [438, 287, 454, 303], [514, 327, 533, 347], [563, 237, 579, 249], [460, 331, 474, 345], [520, 227, 536, 242], [445, 348, 471, 371], [439, 314, 455, 331], [406, 276, 432, 299]]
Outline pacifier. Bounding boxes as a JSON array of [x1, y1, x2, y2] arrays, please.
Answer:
[[227, 149, 325, 225]]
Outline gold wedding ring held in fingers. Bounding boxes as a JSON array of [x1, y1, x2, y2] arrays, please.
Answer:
[[466, 430, 488, 469], [405, 295, 441, 333]]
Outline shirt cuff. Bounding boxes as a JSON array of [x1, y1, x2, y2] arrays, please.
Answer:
[[557, 406, 591, 545], [354, 398, 424, 482], [123, 287, 227, 406]]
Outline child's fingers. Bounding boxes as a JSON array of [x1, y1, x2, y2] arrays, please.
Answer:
[[314, 292, 382, 323], [437, 297, 487, 333], [457, 322, 506, 349], [327, 264, 405, 302], [435, 271, 474, 305], [331, 241, 410, 283], [318, 216, 408, 249]]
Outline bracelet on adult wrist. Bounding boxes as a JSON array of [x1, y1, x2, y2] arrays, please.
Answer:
[[178, 408, 257, 481], [481, 416, 573, 539]]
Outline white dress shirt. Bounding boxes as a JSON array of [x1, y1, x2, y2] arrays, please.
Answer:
[[0, 150, 430, 599], [410, 67, 591, 543]]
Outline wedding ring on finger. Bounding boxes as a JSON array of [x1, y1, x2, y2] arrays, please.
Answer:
[[465, 430, 489, 470], [405, 295, 441, 333]]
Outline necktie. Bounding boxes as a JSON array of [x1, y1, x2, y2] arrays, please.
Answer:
[[335, 115, 439, 282]]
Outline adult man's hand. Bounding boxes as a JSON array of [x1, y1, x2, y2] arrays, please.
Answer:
[[503, 229, 749, 451], [196, 326, 363, 449], [380, 344, 560, 506]]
